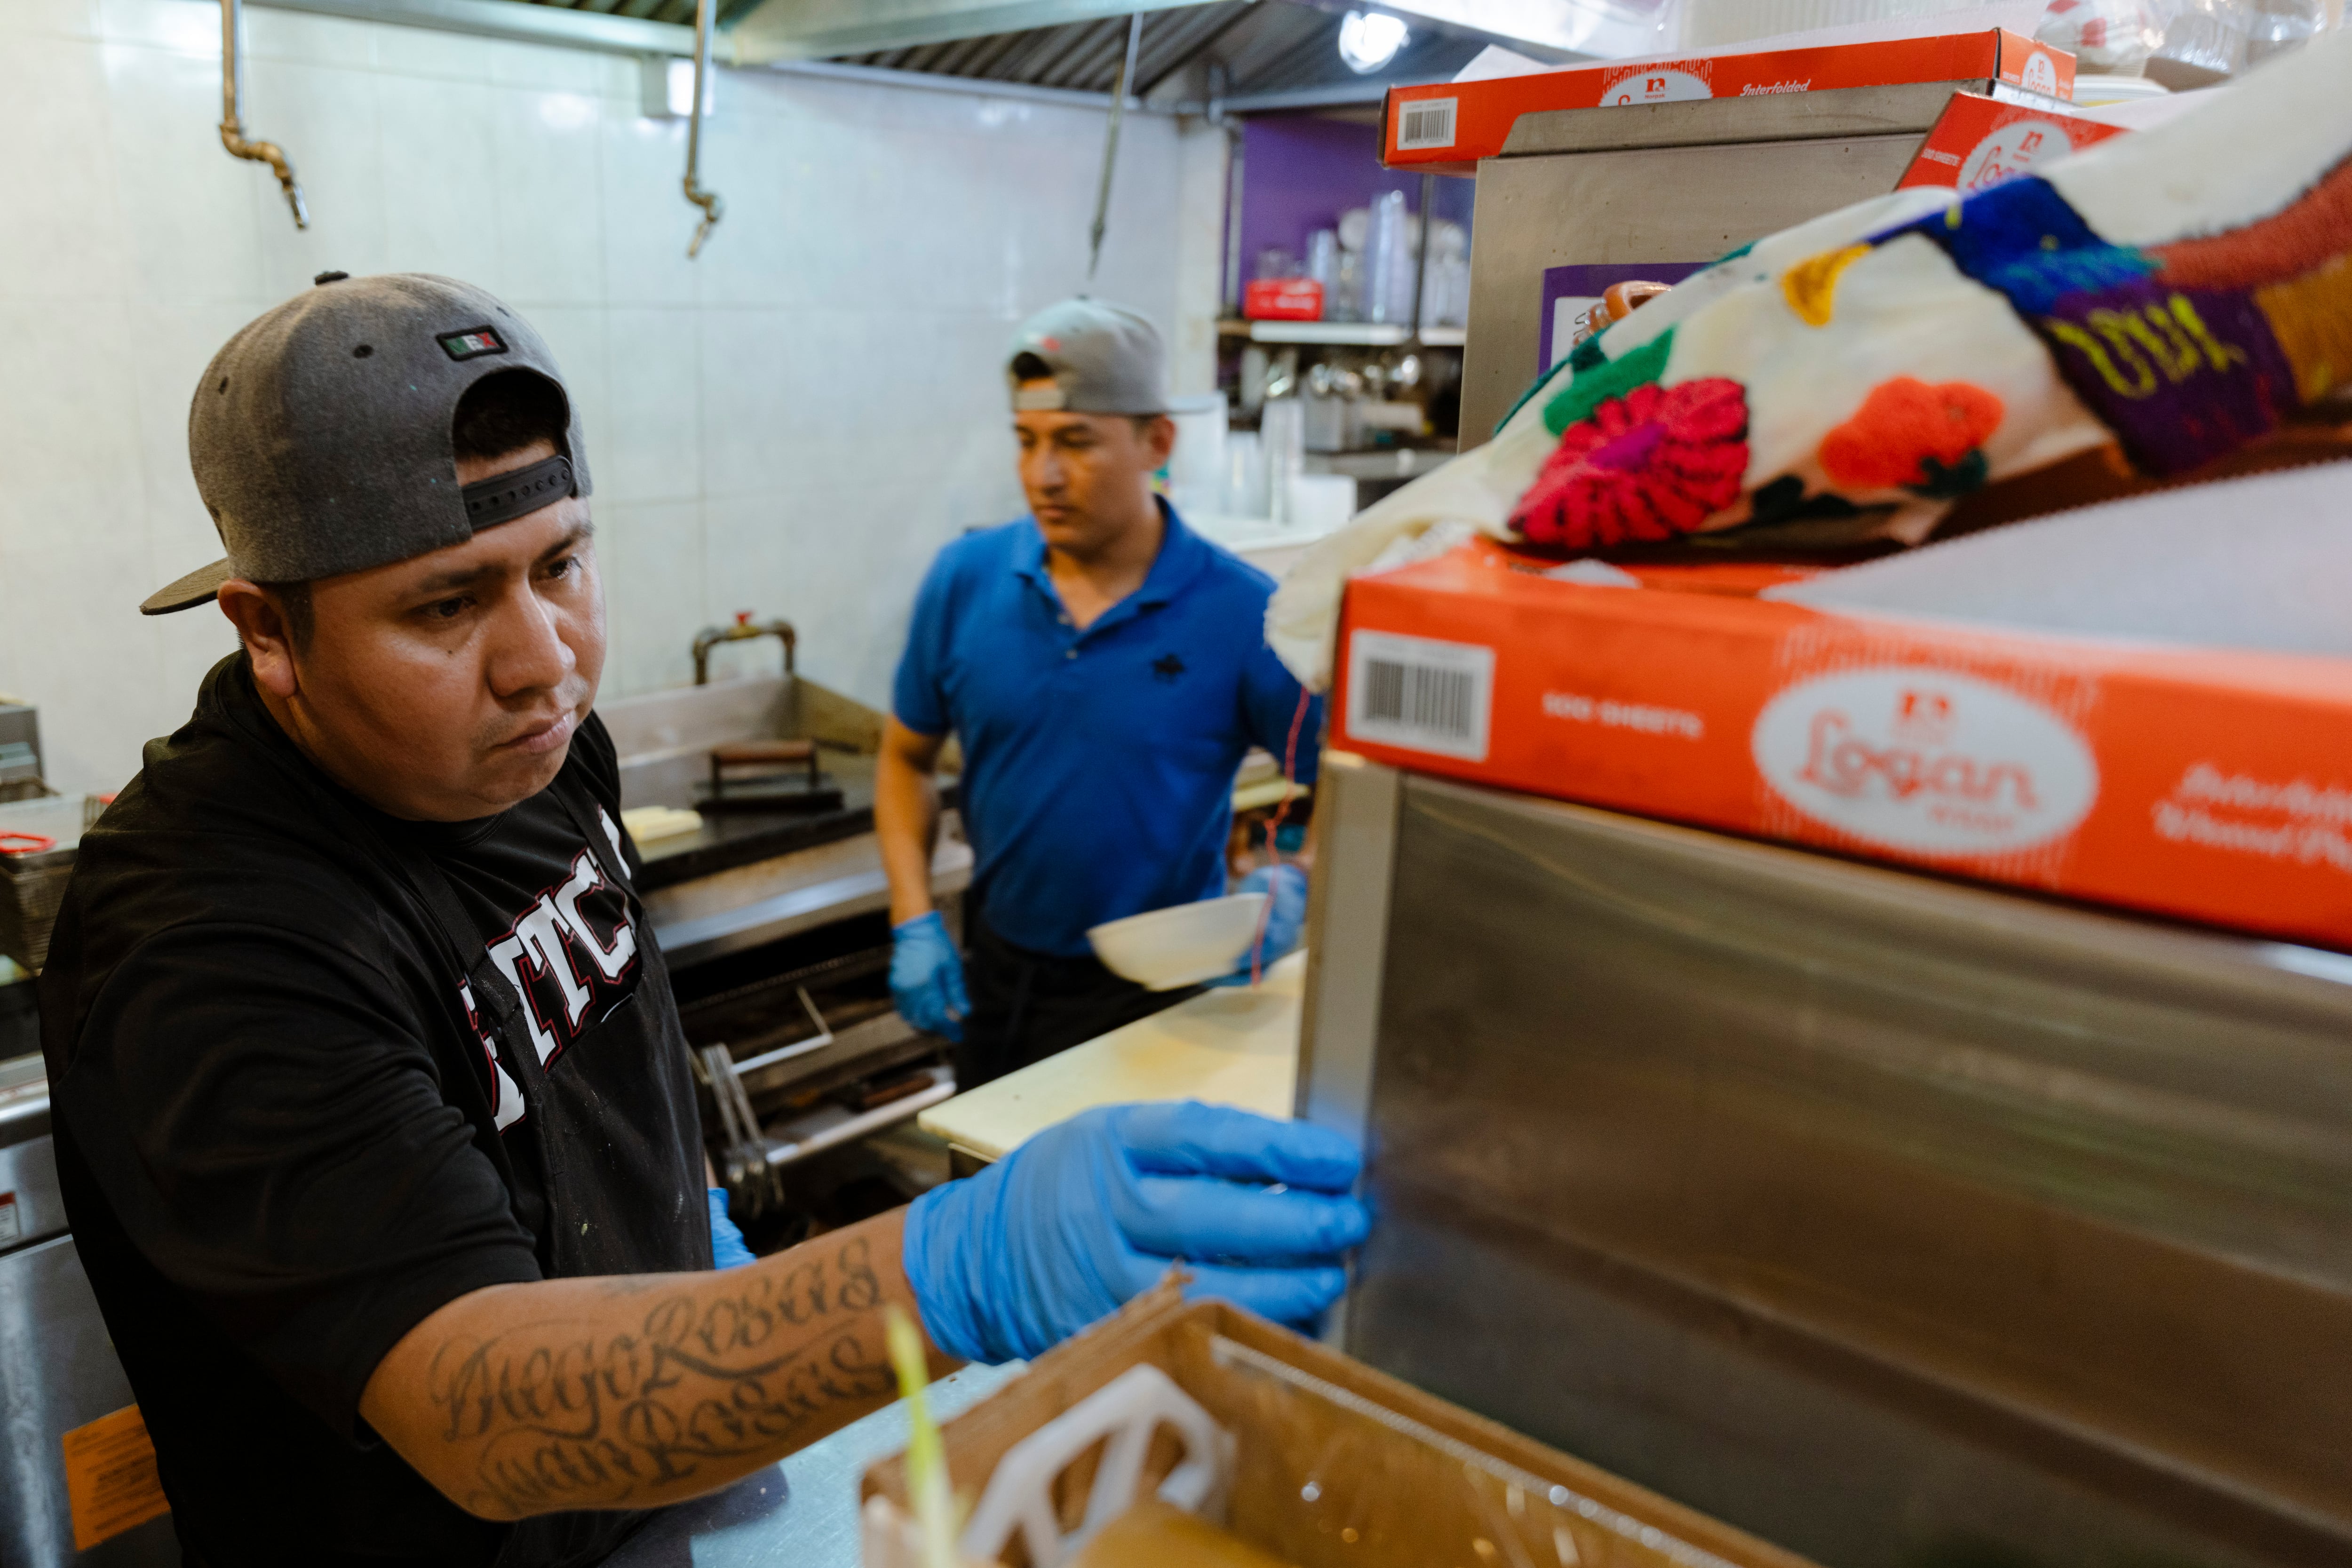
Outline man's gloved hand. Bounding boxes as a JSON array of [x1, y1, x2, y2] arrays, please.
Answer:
[[707, 1188, 756, 1269], [901, 1100, 1368, 1365], [1209, 864, 1308, 987], [890, 910, 969, 1042]]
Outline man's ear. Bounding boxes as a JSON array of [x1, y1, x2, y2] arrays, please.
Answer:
[[216, 581, 301, 700], [1144, 413, 1177, 468]]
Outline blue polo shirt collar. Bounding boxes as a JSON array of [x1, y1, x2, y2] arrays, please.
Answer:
[[1012, 498, 1212, 636]]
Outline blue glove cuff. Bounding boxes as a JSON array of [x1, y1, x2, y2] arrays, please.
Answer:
[[707, 1188, 756, 1270], [903, 1182, 997, 1363]]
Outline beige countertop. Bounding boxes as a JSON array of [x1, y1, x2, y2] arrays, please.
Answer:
[[918, 950, 1303, 1162]]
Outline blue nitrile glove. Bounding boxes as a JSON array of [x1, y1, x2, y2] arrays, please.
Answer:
[[1209, 865, 1309, 987], [900, 1100, 1369, 1365], [708, 1188, 756, 1269], [890, 910, 969, 1042]]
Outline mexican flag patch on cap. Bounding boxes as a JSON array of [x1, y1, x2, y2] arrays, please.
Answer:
[[438, 326, 508, 361]]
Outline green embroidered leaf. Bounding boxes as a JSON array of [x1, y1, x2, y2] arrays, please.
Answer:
[[1906, 448, 1989, 499], [1544, 328, 1675, 437]]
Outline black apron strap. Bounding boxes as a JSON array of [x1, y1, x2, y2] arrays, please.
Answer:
[[387, 837, 564, 1163]]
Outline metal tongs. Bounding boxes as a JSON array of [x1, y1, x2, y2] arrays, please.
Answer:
[[698, 1043, 784, 1224]]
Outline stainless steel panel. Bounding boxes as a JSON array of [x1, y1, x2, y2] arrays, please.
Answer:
[[0, 1131, 67, 1255], [1498, 80, 1977, 158], [0, 1052, 48, 1147], [1459, 134, 1925, 446], [1342, 773, 2352, 1568], [1294, 751, 1400, 1145], [1295, 752, 1404, 1353], [0, 1236, 178, 1567]]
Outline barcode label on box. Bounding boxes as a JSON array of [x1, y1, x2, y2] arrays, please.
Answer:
[[1395, 97, 1458, 151], [1347, 630, 1494, 762]]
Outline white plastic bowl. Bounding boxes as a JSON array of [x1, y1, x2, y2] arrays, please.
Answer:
[[1087, 892, 1271, 991]]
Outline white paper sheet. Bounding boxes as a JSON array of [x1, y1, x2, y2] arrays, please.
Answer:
[[1764, 462, 2352, 658]]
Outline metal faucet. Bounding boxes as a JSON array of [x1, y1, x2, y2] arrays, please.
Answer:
[[219, 0, 308, 229], [692, 613, 797, 686]]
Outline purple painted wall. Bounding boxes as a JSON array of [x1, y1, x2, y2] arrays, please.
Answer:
[[1232, 115, 1474, 295]]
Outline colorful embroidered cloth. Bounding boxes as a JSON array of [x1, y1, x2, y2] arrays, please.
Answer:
[[1268, 28, 2352, 688]]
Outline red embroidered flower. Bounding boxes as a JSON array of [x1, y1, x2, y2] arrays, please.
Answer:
[[1510, 378, 1749, 550]]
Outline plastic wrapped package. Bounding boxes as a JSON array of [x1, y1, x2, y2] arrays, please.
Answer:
[[2036, 0, 2166, 71], [2145, 0, 2335, 77]]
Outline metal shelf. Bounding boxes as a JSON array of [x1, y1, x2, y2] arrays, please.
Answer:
[[1219, 320, 1465, 347]]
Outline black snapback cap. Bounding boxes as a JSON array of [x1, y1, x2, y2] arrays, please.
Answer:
[[146, 271, 593, 615]]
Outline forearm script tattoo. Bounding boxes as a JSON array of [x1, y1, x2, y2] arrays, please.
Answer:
[[426, 1236, 894, 1516]]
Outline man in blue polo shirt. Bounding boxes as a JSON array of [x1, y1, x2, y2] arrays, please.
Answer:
[[876, 299, 1318, 1089]]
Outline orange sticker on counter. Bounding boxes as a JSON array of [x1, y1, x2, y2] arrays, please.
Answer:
[[62, 1404, 170, 1551]]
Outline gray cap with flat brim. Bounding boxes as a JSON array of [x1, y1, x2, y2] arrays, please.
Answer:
[[145, 271, 591, 615], [1007, 297, 1169, 417]]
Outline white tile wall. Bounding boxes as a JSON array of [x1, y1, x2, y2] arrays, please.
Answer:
[[0, 0, 1221, 794]]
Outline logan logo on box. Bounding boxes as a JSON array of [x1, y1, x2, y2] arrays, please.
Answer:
[[1752, 668, 2098, 857], [1604, 67, 1711, 104], [1958, 118, 2076, 192]]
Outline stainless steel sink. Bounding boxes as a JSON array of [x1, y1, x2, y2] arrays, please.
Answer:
[[599, 673, 887, 811]]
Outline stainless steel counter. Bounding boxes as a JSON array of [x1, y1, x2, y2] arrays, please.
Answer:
[[0, 1067, 178, 1566], [601, 1361, 1019, 1568]]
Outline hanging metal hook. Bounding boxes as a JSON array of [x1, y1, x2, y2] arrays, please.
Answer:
[[1086, 12, 1142, 282], [219, 0, 308, 230], [683, 0, 723, 258]]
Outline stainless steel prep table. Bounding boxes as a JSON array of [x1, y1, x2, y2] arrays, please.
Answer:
[[1297, 752, 2352, 1568], [602, 674, 972, 971]]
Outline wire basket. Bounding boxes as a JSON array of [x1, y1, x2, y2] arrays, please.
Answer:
[[0, 795, 94, 973]]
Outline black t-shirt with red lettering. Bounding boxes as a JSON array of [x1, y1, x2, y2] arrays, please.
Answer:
[[40, 654, 710, 1568]]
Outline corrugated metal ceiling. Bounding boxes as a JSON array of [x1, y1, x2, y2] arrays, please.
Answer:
[[840, 3, 1484, 98], [504, 0, 1483, 98], [524, 0, 763, 28]]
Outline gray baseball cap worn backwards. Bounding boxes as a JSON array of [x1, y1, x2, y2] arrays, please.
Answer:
[[1007, 298, 1169, 418], [144, 271, 591, 615]]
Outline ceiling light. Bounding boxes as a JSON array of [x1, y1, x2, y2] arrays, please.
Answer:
[[1337, 9, 1410, 73]]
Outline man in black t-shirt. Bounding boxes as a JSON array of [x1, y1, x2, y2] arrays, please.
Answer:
[[40, 274, 1369, 1567]]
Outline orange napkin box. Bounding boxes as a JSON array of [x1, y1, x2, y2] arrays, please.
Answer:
[[1334, 540, 2352, 953]]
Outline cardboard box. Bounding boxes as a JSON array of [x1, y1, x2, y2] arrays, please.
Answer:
[[862, 1286, 1817, 1568], [1896, 89, 2130, 192], [1333, 540, 2352, 955], [1384, 30, 2076, 174]]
